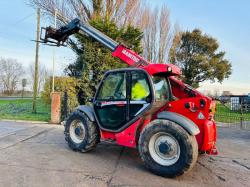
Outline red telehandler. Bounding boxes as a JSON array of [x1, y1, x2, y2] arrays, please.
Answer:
[[40, 18, 217, 177]]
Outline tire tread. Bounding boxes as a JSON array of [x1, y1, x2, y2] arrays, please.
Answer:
[[138, 119, 198, 177], [64, 110, 100, 152]]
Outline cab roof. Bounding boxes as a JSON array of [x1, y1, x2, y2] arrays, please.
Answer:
[[142, 63, 181, 76]]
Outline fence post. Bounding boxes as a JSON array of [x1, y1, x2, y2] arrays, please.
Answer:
[[240, 100, 243, 129], [63, 91, 68, 119], [51, 92, 61, 124]]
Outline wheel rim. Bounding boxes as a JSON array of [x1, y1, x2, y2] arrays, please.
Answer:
[[69, 120, 85, 144], [148, 132, 180, 166]]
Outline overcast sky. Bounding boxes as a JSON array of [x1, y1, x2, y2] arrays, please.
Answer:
[[0, 0, 249, 95]]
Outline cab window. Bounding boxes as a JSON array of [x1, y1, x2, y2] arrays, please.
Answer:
[[97, 72, 126, 100], [152, 75, 170, 101], [130, 71, 151, 118], [131, 71, 150, 101]]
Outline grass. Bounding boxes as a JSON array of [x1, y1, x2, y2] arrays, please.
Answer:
[[0, 99, 50, 122], [0, 99, 248, 123], [215, 102, 250, 123]]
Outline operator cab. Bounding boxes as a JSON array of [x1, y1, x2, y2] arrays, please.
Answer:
[[93, 68, 171, 132]]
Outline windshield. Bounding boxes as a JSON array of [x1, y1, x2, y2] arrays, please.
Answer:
[[97, 72, 126, 100]]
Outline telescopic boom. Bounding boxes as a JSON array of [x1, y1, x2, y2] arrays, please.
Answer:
[[40, 18, 149, 67], [40, 18, 206, 99]]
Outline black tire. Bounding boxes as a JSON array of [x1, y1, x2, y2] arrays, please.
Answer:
[[138, 119, 198, 177], [64, 110, 100, 152]]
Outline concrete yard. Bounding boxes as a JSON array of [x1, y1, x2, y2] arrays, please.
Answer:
[[0, 120, 249, 187]]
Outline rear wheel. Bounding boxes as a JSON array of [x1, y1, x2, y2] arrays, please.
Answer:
[[138, 119, 198, 177], [64, 111, 100, 152]]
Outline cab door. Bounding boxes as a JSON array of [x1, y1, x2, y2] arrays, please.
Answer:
[[94, 69, 154, 131], [129, 70, 152, 118], [94, 71, 128, 130]]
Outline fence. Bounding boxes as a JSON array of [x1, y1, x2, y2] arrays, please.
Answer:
[[61, 92, 69, 120], [61, 92, 250, 129], [215, 97, 250, 129]]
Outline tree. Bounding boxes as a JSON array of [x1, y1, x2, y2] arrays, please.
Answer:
[[171, 29, 232, 88], [29, 63, 50, 94], [137, 5, 175, 64], [0, 58, 25, 95], [64, 18, 143, 104], [31, 0, 143, 104], [30, 0, 176, 64], [21, 79, 27, 97], [29, 0, 140, 25], [169, 26, 182, 64]]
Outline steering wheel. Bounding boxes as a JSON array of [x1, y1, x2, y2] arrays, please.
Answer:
[[103, 96, 114, 100], [114, 92, 125, 99]]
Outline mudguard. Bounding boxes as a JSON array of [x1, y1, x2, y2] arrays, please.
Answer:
[[76, 105, 95, 122], [157, 111, 200, 135]]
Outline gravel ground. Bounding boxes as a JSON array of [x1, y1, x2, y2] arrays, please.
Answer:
[[0, 120, 249, 187]]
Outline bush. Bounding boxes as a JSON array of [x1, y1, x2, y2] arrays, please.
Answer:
[[41, 76, 79, 115]]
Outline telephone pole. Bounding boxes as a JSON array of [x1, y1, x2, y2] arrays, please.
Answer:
[[52, 9, 57, 93], [32, 8, 40, 113]]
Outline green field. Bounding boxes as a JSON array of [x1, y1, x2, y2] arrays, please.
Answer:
[[0, 99, 249, 123], [215, 102, 250, 123], [0, 99, 50, 122]]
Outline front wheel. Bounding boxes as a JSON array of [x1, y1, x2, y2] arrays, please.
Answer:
[[138, 119, 198, 177], [64, 110, 100, 152]]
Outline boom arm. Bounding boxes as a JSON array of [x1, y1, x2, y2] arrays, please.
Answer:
[[40, 18, 206, 99], [40, 18, 149, 67]]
